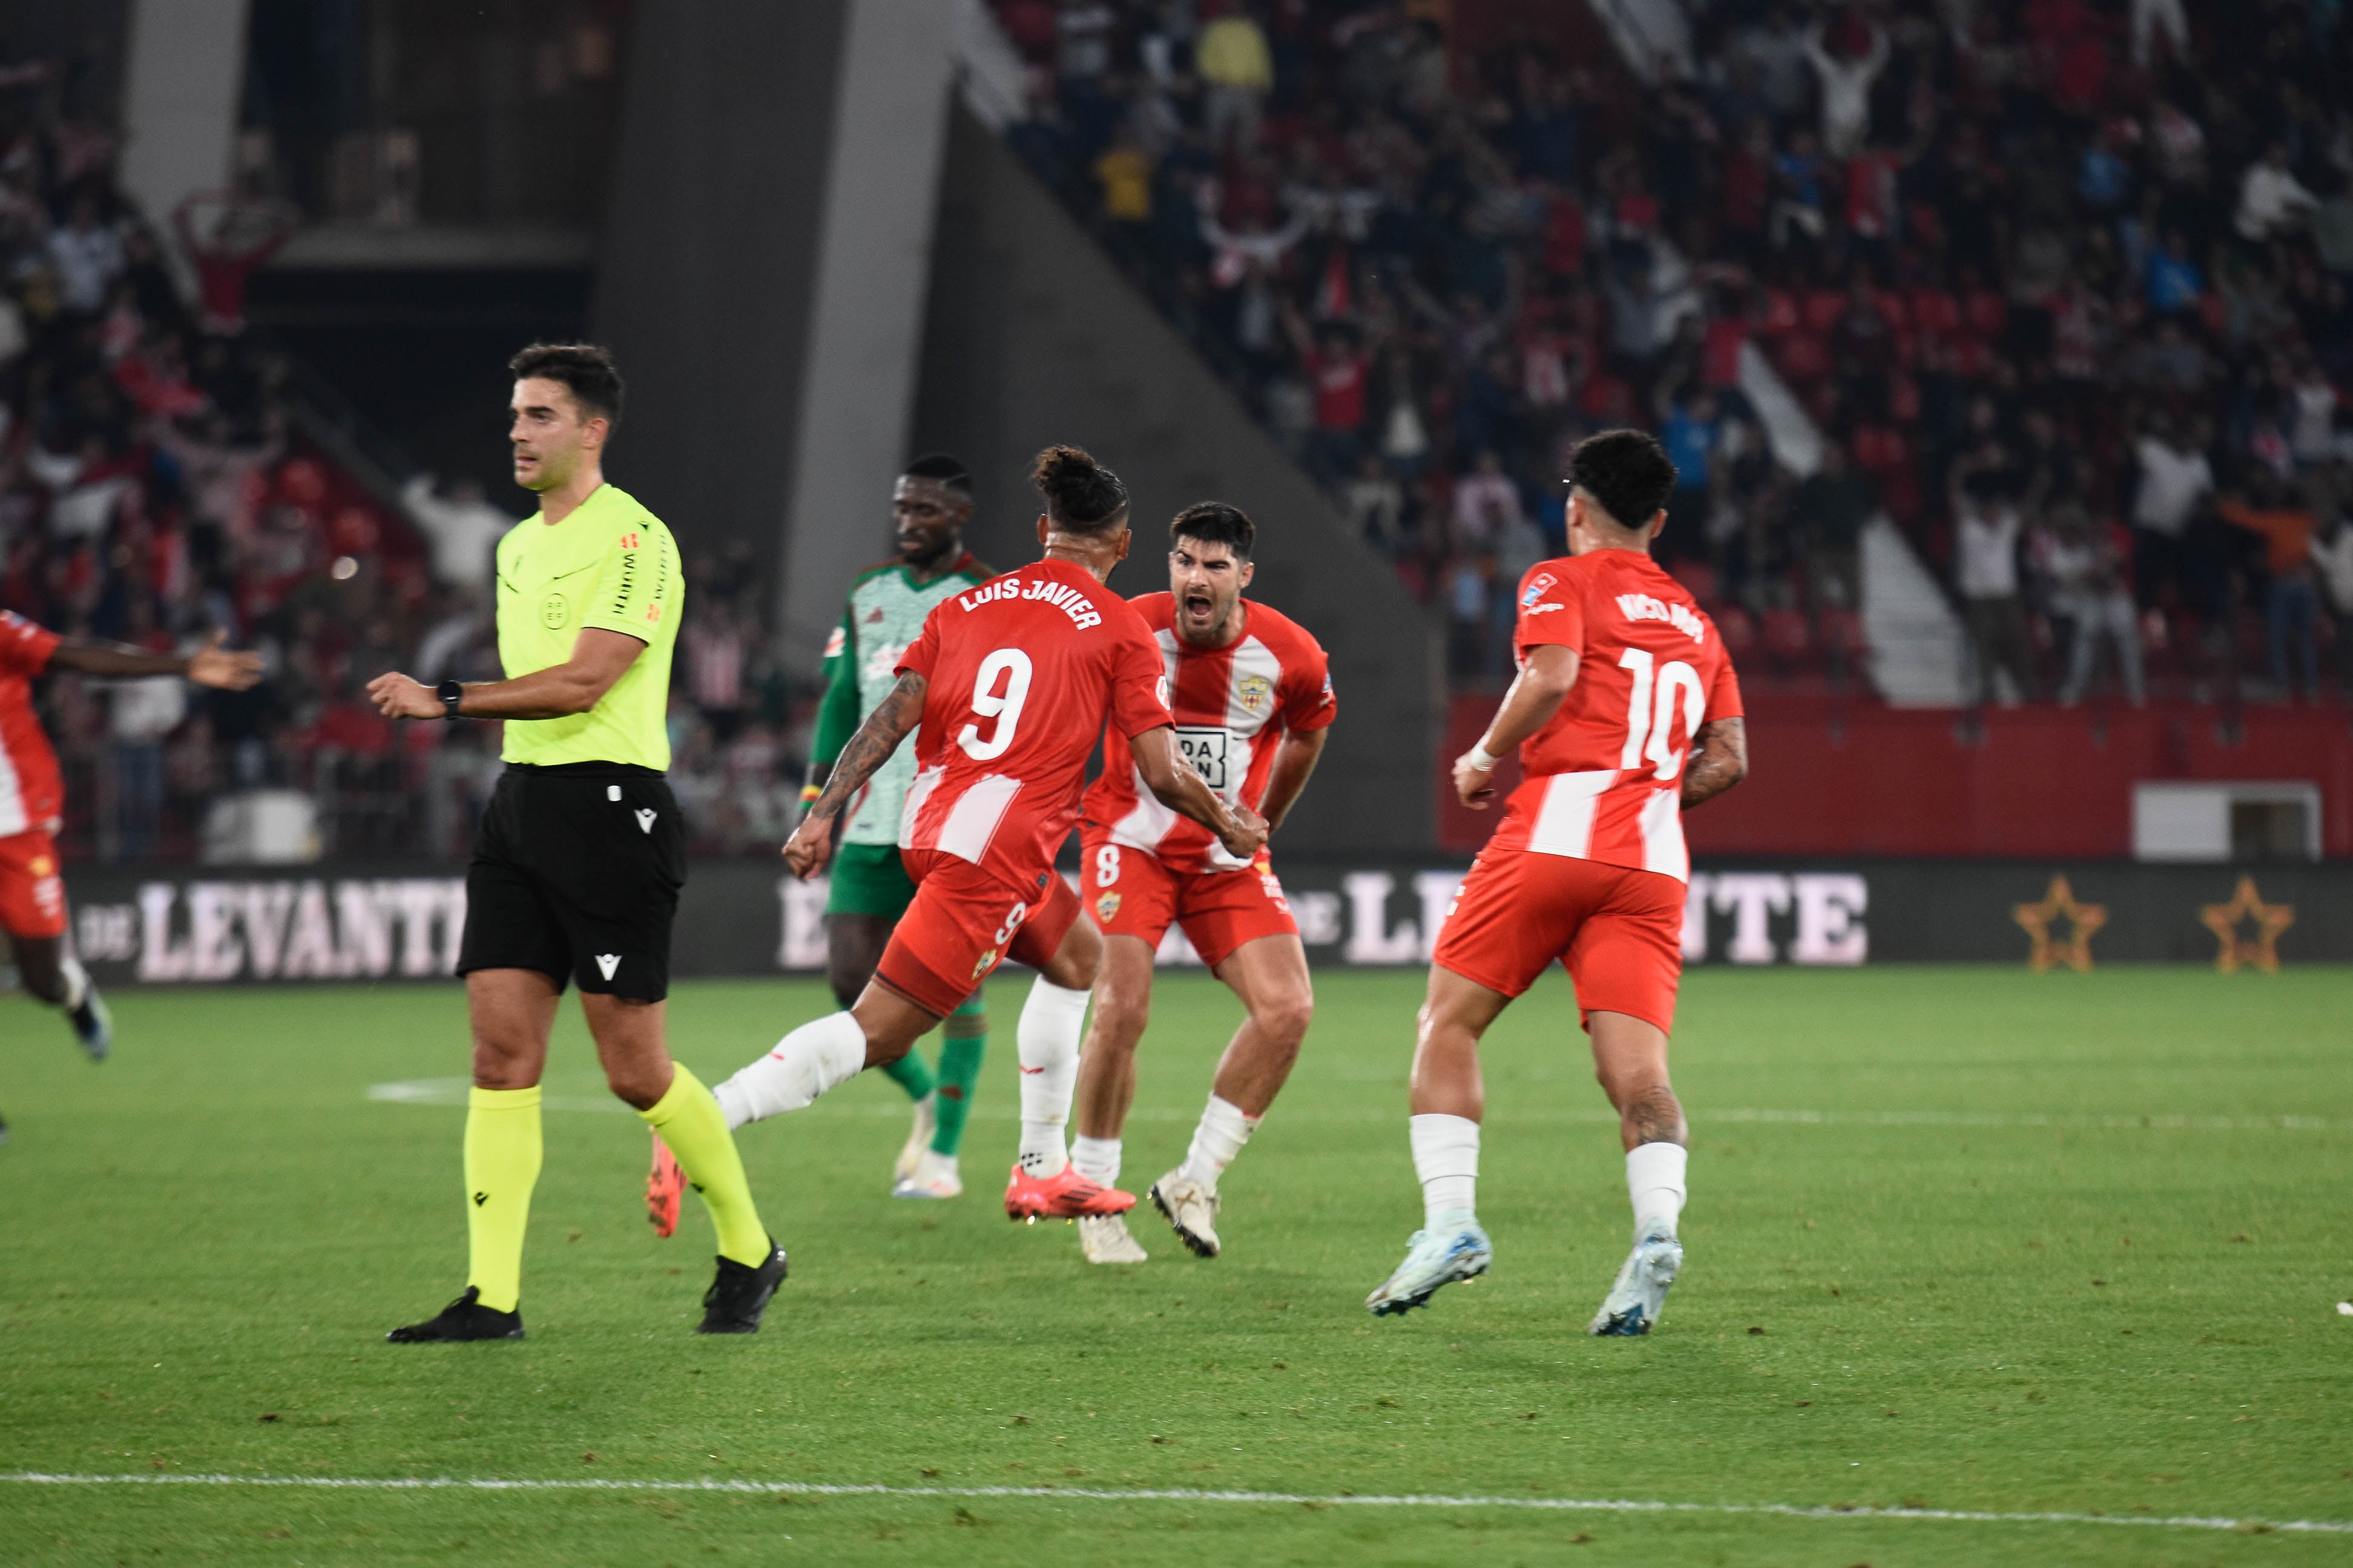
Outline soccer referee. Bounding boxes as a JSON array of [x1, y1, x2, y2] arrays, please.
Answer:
[[367, 343, 785, 1340]]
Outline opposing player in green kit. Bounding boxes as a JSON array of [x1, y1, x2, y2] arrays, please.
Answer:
[[644, 455, 994, 1231]]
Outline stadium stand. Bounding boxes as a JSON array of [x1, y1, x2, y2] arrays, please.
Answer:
[[983, 0, 2353, 710], [0, 61, 809, 865]]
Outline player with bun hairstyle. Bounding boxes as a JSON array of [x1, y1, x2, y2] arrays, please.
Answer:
[[711, 445, 1269, 1233]]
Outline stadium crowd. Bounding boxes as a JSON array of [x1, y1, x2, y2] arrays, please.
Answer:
[[0, 67, 812, 865], [990, 0, 2353, 703]]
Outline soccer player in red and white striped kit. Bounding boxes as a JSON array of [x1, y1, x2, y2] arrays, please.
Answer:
[[711, 447, 1268, 1224], [1367, 431, 1748, 1333], [1064, 500, 1337, 1265]]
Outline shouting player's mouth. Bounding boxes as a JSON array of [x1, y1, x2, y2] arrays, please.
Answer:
[[1178, 587, 1218, 629]]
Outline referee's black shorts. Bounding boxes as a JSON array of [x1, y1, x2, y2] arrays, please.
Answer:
[[456, 762, 686, 1002]]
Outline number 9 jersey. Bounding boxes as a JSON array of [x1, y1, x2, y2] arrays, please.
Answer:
[[1489, 549, 1743, 884], [893, 558, 1174, 896]]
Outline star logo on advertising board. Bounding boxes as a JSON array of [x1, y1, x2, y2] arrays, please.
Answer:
[[2199, 877, 2294, 974], [2013, 875, 2105, 973]]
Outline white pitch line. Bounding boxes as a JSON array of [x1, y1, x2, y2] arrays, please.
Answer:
[[364, 1080, 2353, 1132], [0, 1472, 2343, 1535]]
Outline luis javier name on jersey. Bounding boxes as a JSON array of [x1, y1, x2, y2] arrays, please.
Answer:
[[956, 576, 1104, 629]]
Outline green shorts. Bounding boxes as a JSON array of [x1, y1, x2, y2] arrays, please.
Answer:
[[827, 841, 917, 919]]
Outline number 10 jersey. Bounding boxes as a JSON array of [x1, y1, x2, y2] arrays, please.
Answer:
[[1082, 593, 1337, 874], [1489, 549, 1744, 884], [894, 558, 1173, 893]]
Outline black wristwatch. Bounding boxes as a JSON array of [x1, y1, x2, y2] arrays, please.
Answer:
[[436, 678, 466, 721]]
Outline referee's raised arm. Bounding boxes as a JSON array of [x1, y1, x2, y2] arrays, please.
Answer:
[[373, 344, 786, 1347]]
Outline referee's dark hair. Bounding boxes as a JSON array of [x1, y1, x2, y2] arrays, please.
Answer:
[[1030, 444, 1128, 534], [1170, 500, 1255, 559], [510, 342, 624, 430], [902, 451, 973, 498], [1564, 428, 1677, 530]]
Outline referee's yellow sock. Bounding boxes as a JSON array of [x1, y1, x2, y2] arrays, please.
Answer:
[[641, 1064, 769, 1267], [464, 1085, 542, 1314]]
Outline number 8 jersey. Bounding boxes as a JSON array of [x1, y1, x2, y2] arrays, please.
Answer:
[[1081, 593, 1336, 873], [894, 558, 1174, 891], [1490, 550, 1744, 884]]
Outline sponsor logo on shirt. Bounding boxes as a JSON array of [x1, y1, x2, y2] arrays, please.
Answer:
[[1614, 592, 1708, 644], [540, 592, 570, 629], [1520, 572, 1556, 607]]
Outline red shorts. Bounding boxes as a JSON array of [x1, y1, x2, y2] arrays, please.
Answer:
[[1079, 832, 1298, 969], [874, 850, 1084, 1017], [1431, 847, 1685, 1033], [0, 828, 67, 940]]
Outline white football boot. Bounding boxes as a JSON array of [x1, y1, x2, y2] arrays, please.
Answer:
[[892, 1092, 938, 1184], [890, 1147, 962, 1199], [1078, 1214, 1149, 1264], [1366, 1212, 1492, 1316], [1148, 1169, 1223, 1258], [1587, 1225, 1682, 1336]]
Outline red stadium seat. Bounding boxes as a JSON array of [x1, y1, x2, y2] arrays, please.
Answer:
[[1874, 290, 1909, 329], [1760, 289, 1800, 336], [1889, 372, 1921, 422], [1669, 560, 1717, 605], [1803, 290, 1846, 333], [1775, 332, 1830, 381], [1714, 603, 1759, 655], [1964, 289, 2007, 338], [1909, 289, 1961, 337]]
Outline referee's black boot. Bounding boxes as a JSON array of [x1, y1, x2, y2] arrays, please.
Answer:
[[697, 1238, 788, 1334], [386, 1287, 525, 1343]]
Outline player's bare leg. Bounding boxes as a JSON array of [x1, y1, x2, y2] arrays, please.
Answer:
[[1368, 965, 1503, 1316], [1070, 934, 1155, 1260], [830, 912, 942, 1187], [1585, 1009, 1688, 1336], [1148, 934, 1314, 1259], [1005, 914, 1134, 1221], [10, 933, 111, 1060]]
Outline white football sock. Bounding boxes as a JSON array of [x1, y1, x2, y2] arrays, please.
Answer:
[[1627, 1140, 1688, 1239], [1070, 1135, 1122, 1187], [56, 956, 89, 1012], [1177, 1094, 1259, 1188], [712, 1011, 867, 1128], [1408, 1112, 1480, 1225], [1016, 977, 1090, 1175]]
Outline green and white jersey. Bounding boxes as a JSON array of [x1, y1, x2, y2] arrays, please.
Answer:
[[812, 552, 993, 845]]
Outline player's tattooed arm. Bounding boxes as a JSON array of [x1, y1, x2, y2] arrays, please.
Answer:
[[1257, 726, 1329, 835], [1131, 725, 1268, 862], [1680, 717, 1747, 810], [783, 673, 926, 878]]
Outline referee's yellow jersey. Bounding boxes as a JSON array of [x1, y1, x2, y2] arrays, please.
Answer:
[[493, 483, 681, 770]]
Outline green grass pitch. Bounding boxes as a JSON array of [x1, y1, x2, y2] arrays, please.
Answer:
[[1, 965, 2348, 1565]]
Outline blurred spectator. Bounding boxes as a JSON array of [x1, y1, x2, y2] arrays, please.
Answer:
[[400, 473, 514, 592], [1953, 468, 2037, 706], [1789, 442, 1872, 613], [2130, 417, 2213, 608], [2314, 507, 2353, 697], [2234, 145, 2318, 246], [2038, 502, 2144, 707], [1802, 19, 1886, 160], [2218, 482, 2322, 699], [1341, 451, 1404, 551], [1196, 3, 1274, 155], [1450, 450, 1525, 556]]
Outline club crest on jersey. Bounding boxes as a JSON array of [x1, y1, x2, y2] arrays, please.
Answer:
[[540, 592, 569, 629], [972, 948, 999, 980], [1236, 673, 1273, 715], [1096, 891, 1122, 923], [1520, 572, 1556, 608]]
